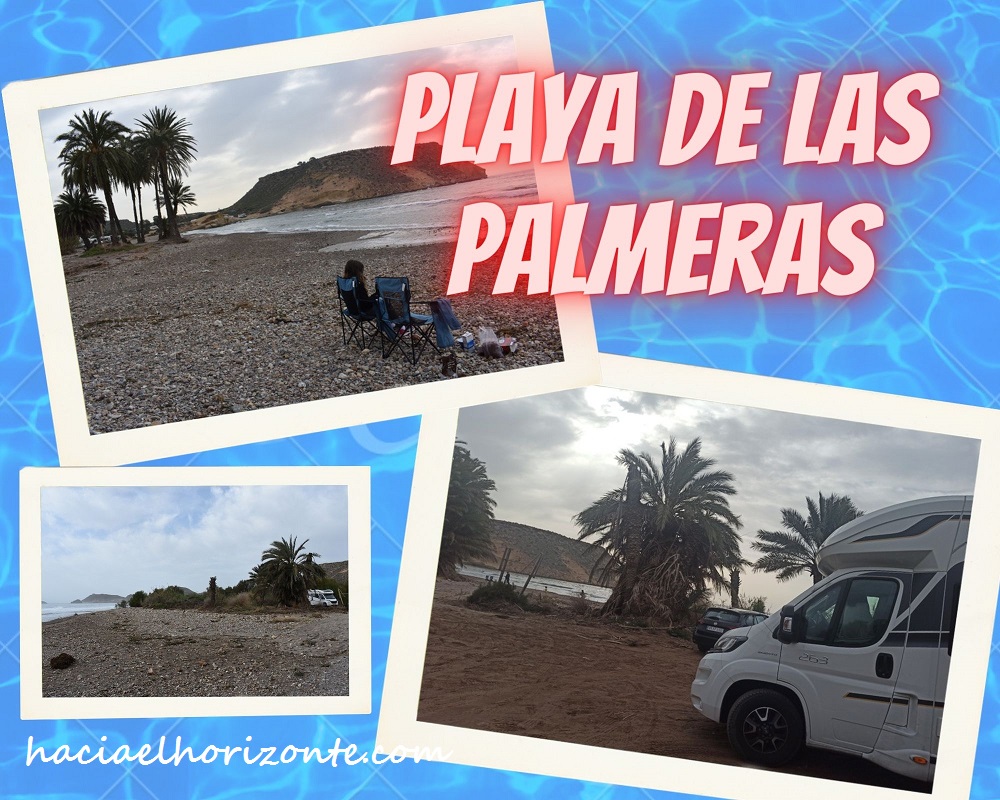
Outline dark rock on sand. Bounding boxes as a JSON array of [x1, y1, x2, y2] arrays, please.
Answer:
[[50, 653, 75, 669]]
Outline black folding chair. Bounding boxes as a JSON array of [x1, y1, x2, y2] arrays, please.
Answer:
[[336, 276, 378, 349], [374, 276, 439, 365]]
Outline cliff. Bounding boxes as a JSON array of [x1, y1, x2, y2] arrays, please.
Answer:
[[72, 593, 125, 604], [320, 560, 348, 585], [466, 519, 615, 586], [222, 142, 487, 218]]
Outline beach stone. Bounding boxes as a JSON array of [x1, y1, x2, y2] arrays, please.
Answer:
[[50, 653, 75, 669], [64, 232, 564, 434]]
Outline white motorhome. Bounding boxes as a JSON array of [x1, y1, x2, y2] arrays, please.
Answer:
[[307, 589, 339, 607], [691, 495, 970, 782]]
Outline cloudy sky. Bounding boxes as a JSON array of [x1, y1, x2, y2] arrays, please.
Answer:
[[39, 37, 516, 216], [456, 387, 981, 607], [41, 484, 348, 603]]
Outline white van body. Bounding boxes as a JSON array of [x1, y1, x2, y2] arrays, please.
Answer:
[[307, 589, 339, 607], [691, 495, 970, 782]]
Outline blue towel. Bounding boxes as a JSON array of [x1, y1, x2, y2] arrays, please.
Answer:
[[429, 298, 461, 348]]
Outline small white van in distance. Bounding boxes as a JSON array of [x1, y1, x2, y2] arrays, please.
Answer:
[[308, 589, 339, 607], [691, 495, 970, 782]]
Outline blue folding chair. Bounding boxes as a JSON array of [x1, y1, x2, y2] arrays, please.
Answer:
[[374, 276, 439, 364], [336, 276, 378, 349]]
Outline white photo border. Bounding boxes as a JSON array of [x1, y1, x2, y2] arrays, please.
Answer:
[[377, 353, 1000, 800], [20, 465, 371, 719], [3, 2, 599, 467]]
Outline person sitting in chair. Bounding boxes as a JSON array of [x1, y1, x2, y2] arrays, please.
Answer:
[[344, 259, 378, 313]]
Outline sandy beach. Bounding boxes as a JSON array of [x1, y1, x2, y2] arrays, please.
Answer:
[[42, 607, 348, 697], [417, 578, 929, 793], [64, 231, 564, 434]]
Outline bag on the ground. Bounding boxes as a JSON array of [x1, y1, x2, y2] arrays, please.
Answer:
[[476, 327, 502, 358]]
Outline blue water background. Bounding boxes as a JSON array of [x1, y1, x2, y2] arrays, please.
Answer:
[[1, 2, 999, 799]]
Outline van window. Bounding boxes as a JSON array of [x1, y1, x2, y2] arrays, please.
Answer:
[[832, 578, 898, 647], [706, 609, 742, 624], [802, 583, 844, 643], [799, 578, 899, 647]]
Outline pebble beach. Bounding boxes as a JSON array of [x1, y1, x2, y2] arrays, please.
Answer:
[[64, 230, 565, 434], [42, 607, 349, 698]]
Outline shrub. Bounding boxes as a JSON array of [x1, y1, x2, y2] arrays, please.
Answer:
[[224, 591, 254, 611], [569, 591, 592, 616], [58, 233, 80, 255], [315, 577, 349, 610], [222, 579, 254, 597], [144, 585, 204, 609], [128, 590, 147, 608], [467, 581, 542, 613]]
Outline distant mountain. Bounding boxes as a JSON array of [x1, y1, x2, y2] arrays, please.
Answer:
[[320, 560, 348, 584], [72, 593, 125, 604], [466, 519, 615, 586], [218, 142, 487, 219]]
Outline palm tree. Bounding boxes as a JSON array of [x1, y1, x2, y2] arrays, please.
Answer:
[[251, 536, 325, 606], [134, 106, 197, 241], [163, 178, 196, 219], [122, 134, 154, 243], [751, 493, 863, 584], [55, 109, 130, 245], [53, 187, 106, 250], [439, 442, 496, 577], [576, 438, 742, 621]]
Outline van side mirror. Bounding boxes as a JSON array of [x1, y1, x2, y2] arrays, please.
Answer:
[[777, 604, 799, 644]]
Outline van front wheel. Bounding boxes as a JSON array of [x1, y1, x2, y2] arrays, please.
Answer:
[[726, 688, 804, 767]]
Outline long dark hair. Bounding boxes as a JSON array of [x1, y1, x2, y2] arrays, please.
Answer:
[[344, 259, 367, 292]]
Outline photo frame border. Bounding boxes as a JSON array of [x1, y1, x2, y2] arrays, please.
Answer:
[[3, 2, 599, 467], [377, 353, 1000, 800], [20, 465, 371, 719]]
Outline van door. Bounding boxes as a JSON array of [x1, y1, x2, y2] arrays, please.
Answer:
[[777, 571, 910, 752]]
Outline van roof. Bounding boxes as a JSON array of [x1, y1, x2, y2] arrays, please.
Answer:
[[818, 495, 971, 575]]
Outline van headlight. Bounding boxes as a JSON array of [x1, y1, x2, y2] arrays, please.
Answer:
[[709, 635, 747, 654]]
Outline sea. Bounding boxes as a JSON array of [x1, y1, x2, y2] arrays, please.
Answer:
[[189, 170, 538, 251], [456, 564, 612, 603], [42, 602, 118, 623]]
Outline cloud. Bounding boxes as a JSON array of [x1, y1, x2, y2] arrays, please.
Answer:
[[455, 388, 981, 607], [41, 484, 348, 603], [38, 37, 518, 215]]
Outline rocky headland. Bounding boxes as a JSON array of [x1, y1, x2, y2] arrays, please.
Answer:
[[187, 142, 487, 229]]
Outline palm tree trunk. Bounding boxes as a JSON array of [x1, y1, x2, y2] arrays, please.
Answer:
[[130, 185, 140, 244], [730, 569, 741, 607], [159, 157, 181, 240], [101, 183, 121, 245], [115, 213, 127, 243], [152, 164, 163, 239], [137, 184, 145, 243], [621, 462, 642, 599], [602, 463, 643, 617]]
